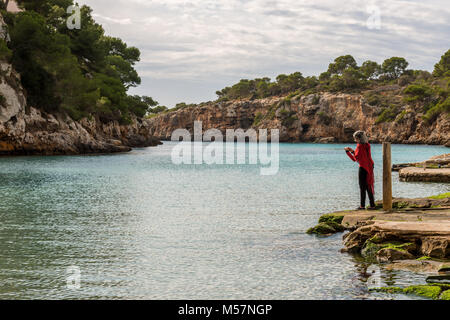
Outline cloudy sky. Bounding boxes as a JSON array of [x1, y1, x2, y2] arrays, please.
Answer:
[[76, 0, 450, 107]]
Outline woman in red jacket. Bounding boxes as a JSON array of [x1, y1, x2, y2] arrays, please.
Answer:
[[345, 131, 376, 210]]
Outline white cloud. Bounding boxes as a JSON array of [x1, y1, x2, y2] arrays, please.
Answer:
[[92, 13, 132, 25], [76, 0, 450, 106]]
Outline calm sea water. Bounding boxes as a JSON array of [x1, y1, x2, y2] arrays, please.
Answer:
[[0, 142, 448, 300]]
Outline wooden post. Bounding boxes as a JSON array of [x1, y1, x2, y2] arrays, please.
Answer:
[[382, 142, 392, 211]]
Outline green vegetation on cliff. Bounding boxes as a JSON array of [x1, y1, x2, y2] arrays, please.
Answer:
[[0, 0, 159, 123], [215, 55, 409, 101], [2, 1, 449, 124], [214, 50, 450, 124]]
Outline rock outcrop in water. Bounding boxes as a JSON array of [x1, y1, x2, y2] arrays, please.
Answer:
[[341, 196, 450, 260], [392, 154, 450, 183], [393, 154, 450, 171], [398, 167, 450, 183], [308, 195, 450, 299], [308, 195, 450, 260], [148, 91, 450, 145]]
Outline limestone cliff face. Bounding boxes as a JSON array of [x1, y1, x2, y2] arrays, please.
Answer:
[[0, 15, 163, 156], [0, 60, 159, 155], [0, 13, 159, 156], [148, 92, 450, 145]]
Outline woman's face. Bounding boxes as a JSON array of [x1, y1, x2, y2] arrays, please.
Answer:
[[354, 136, 360, 143]]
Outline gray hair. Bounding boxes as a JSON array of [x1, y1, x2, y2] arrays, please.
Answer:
[[353, 131, 368, 144]]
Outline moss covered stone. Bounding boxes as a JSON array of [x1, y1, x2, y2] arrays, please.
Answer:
[[307, 212, 347, 236], [361, 241, 383, 260], [368, 234, 382, 243], [361, 240, 415, 261], [318, 213, 344, 224], [382, 242, 414, 252], [372, 284, 449, 300], [370, 287, 404, 294], [306, 221, 345, 235], [416, 256, 432, 261], [440, 290, 450, 300], [306, 222, 335, 235], [403, 285, 442, 299], [428, 192, 450, 200]]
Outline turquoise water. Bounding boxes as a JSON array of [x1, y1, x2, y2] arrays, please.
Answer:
[[0, 142, 448, 299]]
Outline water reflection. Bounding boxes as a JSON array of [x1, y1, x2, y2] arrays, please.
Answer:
[[0, 143, 447, 299]]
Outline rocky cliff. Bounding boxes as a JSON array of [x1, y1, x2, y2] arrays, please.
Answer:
[[148, 90, 450, 145], [0, 60, 160, 155], [0, 12, 160, 156]]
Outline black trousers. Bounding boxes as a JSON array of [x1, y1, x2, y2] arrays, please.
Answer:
[[359, 167, 375, 208]]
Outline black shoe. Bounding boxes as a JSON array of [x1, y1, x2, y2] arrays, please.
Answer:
[[367, 206, 377, 210], [356, 207, 365, 210]]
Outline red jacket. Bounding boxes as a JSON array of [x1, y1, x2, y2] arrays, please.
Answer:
[[346, 143, 375, 194]]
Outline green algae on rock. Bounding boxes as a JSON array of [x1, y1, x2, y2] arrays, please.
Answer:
[[403, 285, 442, 300], [361, 241, 383, 260], [370, 287, 404, 294], [318, 214, 344, 224], [429, 192, 450, 200], [441, 290, 450, 300], [361, 241, 415, 262], [416, 256, 432, 261], [371, 284, 450, 300], [307, 212, 347, 235], [306, 221, 345, 235]]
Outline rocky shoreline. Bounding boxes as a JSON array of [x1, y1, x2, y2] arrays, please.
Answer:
[[393, 154, 450, 171], [0, 13, 161, 156], [0, 62, 161, 156], [398, 167, 450, 183], [393, 154, 450, 183], [307, 194, 450, 300], [148, 92, 450, 145]]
